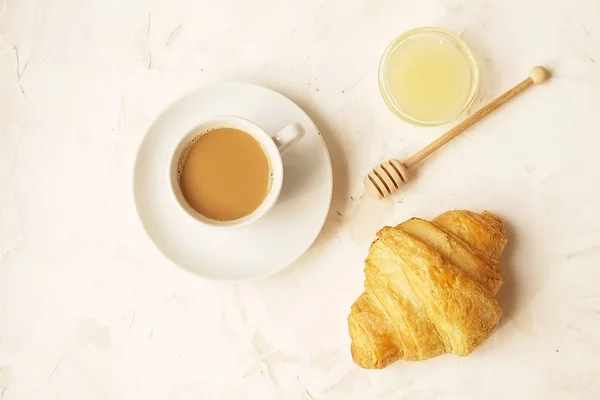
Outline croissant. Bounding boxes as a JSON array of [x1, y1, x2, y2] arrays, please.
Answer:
[[348, 210, 508, 369]]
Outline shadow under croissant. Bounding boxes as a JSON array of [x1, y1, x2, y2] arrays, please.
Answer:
[[496, 217, 519, 329]]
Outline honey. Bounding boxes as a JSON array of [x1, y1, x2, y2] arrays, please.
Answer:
[[379, 28, 479, 126]]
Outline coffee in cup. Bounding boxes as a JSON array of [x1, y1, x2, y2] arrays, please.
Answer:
[[170, 116, 305, 228], [178, 127, 272, 221]]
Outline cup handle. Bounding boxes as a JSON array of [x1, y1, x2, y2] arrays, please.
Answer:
[[271, 123, 305, 154]]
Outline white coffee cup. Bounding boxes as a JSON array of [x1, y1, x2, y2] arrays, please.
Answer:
[[169, 116, 305, 228]]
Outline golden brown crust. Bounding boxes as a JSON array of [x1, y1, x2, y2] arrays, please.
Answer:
[[398, 218, 503, 295], [433, 210, 508, 260], [348, 210, 507, 369]]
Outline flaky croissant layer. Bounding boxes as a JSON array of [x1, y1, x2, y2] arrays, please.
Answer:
[[348, 210, 507, 369]]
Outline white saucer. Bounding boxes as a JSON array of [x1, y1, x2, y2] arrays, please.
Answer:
[[133, 83, 333, 280]]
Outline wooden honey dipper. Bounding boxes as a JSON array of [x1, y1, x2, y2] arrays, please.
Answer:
[[365, 66, 550, 199]]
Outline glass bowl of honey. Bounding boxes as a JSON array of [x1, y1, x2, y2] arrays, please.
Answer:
[[379, 27, 480, 126]]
